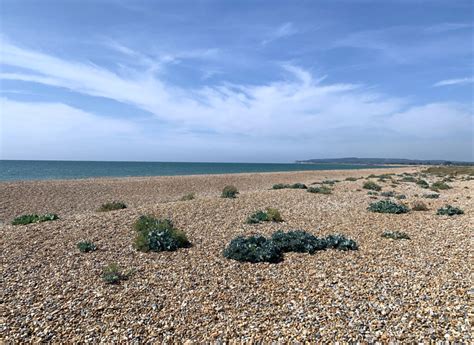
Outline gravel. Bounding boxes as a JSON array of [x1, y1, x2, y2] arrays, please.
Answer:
[[1, 167, 471, 342]]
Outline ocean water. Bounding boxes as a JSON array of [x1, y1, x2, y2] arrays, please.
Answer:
[[0, 160, 393, 181]]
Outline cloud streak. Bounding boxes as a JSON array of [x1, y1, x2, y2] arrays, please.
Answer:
[[433, 77, 474, 87]]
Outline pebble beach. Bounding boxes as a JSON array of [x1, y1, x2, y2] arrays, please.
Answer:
[[1, 167, 472, 342]]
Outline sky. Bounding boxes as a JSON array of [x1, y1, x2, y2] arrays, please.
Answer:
[[0, 0, 473, 162]]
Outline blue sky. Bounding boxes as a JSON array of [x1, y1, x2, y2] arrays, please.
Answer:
[[0, 0, 473, 162]]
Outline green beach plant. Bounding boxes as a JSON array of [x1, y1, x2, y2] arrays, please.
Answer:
[[307, 186, 332, 194], [98, 201, 127, 212], [77, 241, 97, 253], [367, 200, 409, 214], [223, 235, 283, 263], [11, 213, 59, 225], [180, 193, 195, 201], [221, 185, 239, 198], [101, 263, 129, 285], [133, 215, 191, 252], [382, 231, 410, 240], [246, 208, 283, 224], [363, 181, 382, 191], [436, 205, 464, 216]]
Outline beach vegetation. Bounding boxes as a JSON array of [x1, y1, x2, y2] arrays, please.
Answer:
[[98, 201, 127, 212], [223, 235, 283, 263], [133, 215, 191, 252], [221, 185, 239, 198], [180, 193, 195, 201], [431, 181, 451, 191], [101, 263, 130, 285], [11, 213, 59, 225], [368, 200, 409, 214], [382, 231, 410, 240], [77, 241, 97, 253], [363, 181, 382, 191], [307, 186, 332, 194], [436, 205, 464, 216]]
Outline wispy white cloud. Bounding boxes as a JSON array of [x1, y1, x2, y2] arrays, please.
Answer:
[[1, 38, 473, 161], [433, 77, 474, 87], [262, 22, 298, 45]]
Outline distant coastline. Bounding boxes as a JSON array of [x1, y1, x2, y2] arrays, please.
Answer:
[[296, 157, 474, 166], [0, 160, 396, 182]]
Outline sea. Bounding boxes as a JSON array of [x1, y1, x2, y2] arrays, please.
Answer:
[[0, 160, 393, 182]]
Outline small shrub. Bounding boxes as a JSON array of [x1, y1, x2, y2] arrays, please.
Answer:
[[345, 177, 358, 181], [101, 263, 129, 285], [133, 215, 190, 252], [367, 191, 378, 196], [416, 179, 429, 188], [368, 200, 409, 214], [324, 234, 358, 250], [221, 185, 239, 198], [180, 193, 195, 201], [272, 183, 290, 189], [98, 201, 127, 212], [382, 231, 410, 240], [396, 194, 407, 200], [290, 183, 307, 189], [271, 230, 327, 254], [381, 191, 395, 197], [246, 208, 283, 224], [401, 176, 417, 182], [436, 205, 464, 216], [77, 241, 97, 253], [266, 208, 283, 222], [11, 213, 59, 225], [423, 193, 439, 199], [223, 236, 283, 263], [307, 186, 332, 194], [431, 181, 451, 190], [363, 181, 382, 191], [411, 200, 428, 211]]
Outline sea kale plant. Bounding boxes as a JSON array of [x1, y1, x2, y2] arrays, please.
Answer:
[[221, 185, 239, 198], [382, 231, 410, 240], [436, 205, 464, 216], [133, 215, 191, 252], [367, 200, 409, 214], [271, 230, 328, 254], [246, 208, 283, 224], [272, 183, 307, 190], [98, 201, 127, 212], [363, 181, 382, 191], [223, 235, 283, 263], [416, 179, 429, 188], [77, 241, 97, 253], [101, 263, 130, 285], [307, 186, 332, 194], [224, 231, 358, 263], [11, 213, 59, 225], [431, 181, 451, 191], [380, 191, 396, 197], [423, 193, 440, 199]]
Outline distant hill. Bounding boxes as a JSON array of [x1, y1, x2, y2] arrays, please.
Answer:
[[296, 157, 474, 166]]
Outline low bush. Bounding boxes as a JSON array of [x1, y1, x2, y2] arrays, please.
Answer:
[[367, 191, 378, 196], [423, 193, 440, 199], [223, 236, 283, 263], [363, 181, 382, 191], [101, 263, 129, 285], [368, 200, 409, 214], [381, 191, 395, 197], [423, 166, 474, 176], [180, 193, 195, 201], [307, 186, 332, 194], [133, 215, 190, 252], [431, 181, 451, 191], [382, 231, 410, 240], [12, 213, 59, 225], [271, 230, 327, 254], [401, 176, 417, 182], [77, 241, 97, 253], [324, 234, 359, 250], [416, 179, 429, 188], [396, 194, 406, 200], [345, 177, 358, 181], [246, 208, 283, 224], [221, 185, 239, 198], [98, 201, 127, 212], [272, 183, 307, 190], [411, 200, 428, 211], [436, 205, 464, 216]]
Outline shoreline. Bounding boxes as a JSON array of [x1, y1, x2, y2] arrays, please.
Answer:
[[0, 167, 418, 221]]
